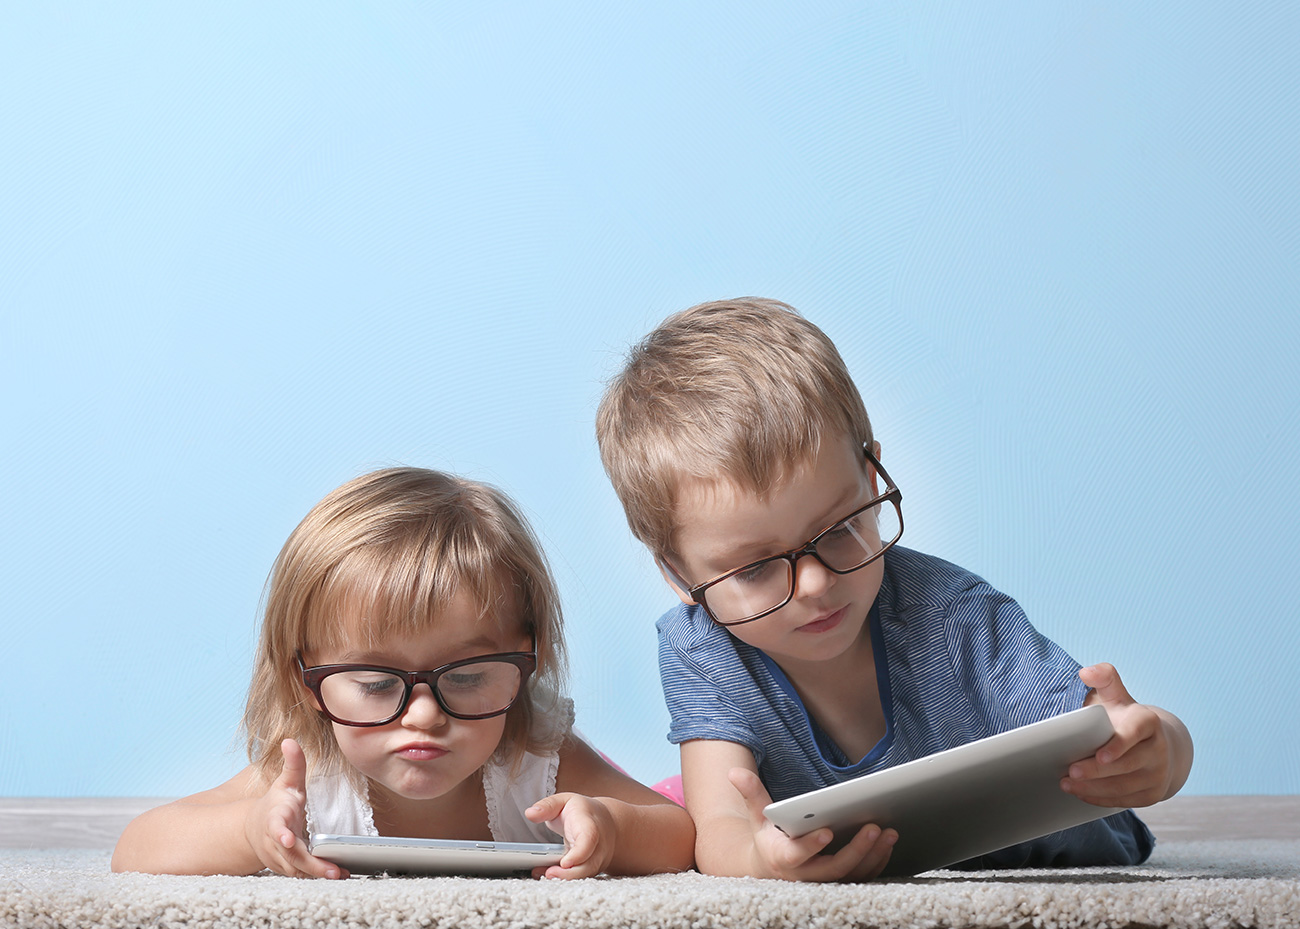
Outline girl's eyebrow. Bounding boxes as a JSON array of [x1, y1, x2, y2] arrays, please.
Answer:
[[335, 634, 513, 665]]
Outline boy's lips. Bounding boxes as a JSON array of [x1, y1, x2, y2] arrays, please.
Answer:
[[396, 742, 448, 761], [797, 606, 847, 634]]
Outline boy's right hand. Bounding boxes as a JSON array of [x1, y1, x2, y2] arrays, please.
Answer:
[[729, 767, 896, 881], [244, 739, 346, 879]]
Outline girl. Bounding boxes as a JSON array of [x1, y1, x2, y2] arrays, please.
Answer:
[[112, 468, 694, 879]]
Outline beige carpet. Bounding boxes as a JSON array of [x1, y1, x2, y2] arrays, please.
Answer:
[[3, 841, 1298, 929]]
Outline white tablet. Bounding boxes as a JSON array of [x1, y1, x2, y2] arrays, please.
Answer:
[[309, 834, 566, 877], [763, 704, 1126, 875]]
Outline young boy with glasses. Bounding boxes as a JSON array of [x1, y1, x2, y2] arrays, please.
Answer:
[[595, 298, 1193, 881]]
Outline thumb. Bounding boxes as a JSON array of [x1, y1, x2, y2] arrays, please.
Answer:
[[1079, 662, 1134, 707], [727, 767, 774, 827], [275, 738, 308, 793]]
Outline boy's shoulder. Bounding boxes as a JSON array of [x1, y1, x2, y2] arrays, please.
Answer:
[[655, 600, 721, 653], [881, 546, 999, 613]]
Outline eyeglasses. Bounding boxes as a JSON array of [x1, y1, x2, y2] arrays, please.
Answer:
[[664, 445, 903, 627], [297, 648, 536, 727]]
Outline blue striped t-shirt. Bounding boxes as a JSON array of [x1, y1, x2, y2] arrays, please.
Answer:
[[657, 545, 1154, 867]]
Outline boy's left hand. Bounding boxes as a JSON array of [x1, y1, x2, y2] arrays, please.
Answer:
[[525, 793, 616, 879], [1063, 663, 1190, 808]]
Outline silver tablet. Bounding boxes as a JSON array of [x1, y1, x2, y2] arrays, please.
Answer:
[[763, 704, 1126, 875], [309, 834, 566, 877]]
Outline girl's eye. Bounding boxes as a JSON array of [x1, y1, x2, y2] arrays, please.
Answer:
[[441, 671, 487, 691]]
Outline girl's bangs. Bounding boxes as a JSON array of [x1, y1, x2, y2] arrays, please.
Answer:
[[305, 535, 520, 654]]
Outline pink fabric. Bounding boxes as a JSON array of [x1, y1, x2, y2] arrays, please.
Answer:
[[650, 774, 686, 807], [597, 751, 685, 808]]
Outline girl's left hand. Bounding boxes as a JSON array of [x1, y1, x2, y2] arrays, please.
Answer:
[[524, 793, 616, 879]]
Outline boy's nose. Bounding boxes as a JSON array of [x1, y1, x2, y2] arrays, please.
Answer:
[[792, 552, 835, 600], [401, 684, 449, 730]]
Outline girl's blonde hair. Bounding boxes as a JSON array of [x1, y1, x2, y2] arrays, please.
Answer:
[[242, 467, 567, 786]]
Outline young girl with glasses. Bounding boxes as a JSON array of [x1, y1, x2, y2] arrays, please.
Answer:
[[112, 467, 694, 879]]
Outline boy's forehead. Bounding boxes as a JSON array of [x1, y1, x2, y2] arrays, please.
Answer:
[[669, 437, 868, 563]]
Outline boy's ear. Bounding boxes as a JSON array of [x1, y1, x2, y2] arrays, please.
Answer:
[[655, 556, 698, 605]]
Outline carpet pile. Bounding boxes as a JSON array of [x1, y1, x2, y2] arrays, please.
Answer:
[[3, 841, 1298, 929]]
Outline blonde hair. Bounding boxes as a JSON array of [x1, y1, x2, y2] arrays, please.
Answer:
[[242, 467, 567, 787], [596, 297, 874, 556]]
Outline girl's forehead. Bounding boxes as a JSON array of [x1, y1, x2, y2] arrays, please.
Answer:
[[305, 583, 525, 655]]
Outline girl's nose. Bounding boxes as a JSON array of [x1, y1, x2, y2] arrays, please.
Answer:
[[400, 683, 449, 730]]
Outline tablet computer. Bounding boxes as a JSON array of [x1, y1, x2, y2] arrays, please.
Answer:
[[763, 704, 1126, 875], [309, 834, 566, 877]]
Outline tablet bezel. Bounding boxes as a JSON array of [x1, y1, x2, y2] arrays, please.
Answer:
[[309, 833, 567, 877], [763, 704, 1126, 875]]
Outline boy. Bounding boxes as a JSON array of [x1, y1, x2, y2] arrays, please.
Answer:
[[595, 298, 1192, 881]]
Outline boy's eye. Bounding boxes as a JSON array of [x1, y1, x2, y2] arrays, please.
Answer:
[[734, 559, 781, 585]]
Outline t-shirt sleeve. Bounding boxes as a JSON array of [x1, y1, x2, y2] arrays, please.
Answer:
[[943, 581, 1090, 732], [657, 605, 767, 758]]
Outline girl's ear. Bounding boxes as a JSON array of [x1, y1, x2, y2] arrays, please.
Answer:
[[656, 557, 697, 606]]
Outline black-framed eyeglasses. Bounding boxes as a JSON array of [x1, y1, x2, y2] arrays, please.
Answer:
[[297, 647, 536, 727], [663, 445, 903, 627]]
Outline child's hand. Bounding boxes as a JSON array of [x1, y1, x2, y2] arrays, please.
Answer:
[[729, 767, 897, 882], [525, 793, 616, 879], [1063, 663, 1190, 808], [244, 739, 346, 879]]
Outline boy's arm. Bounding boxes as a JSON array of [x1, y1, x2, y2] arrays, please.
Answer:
[[681, 738, 896, 881], [526, 736, 695, 878], [111, 739, 344, 878], [1064, 663, 1194, 808]]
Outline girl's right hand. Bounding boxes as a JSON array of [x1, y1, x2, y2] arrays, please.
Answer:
[[245, 739, 347, 879]]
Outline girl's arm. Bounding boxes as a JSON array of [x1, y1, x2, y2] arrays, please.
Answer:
[[111, 739, 344, 879], [524, 736, 695, 878]]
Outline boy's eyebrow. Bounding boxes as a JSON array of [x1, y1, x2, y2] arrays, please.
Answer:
[[705, 482, 867, 572]]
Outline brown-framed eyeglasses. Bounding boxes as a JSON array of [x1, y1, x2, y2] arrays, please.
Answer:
[[298, 647, 536, 727], [663, 444, 903, 627]]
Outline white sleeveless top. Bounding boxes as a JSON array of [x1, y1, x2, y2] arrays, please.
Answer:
[[305, 694, 575, 843]]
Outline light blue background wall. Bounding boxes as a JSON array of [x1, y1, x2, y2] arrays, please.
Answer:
[[2, 3, 1296, 797]]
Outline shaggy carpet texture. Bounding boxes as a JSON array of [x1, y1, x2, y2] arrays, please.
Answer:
[[3, 842, 1298, 929]]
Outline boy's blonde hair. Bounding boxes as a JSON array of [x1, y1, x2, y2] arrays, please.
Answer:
[[596, 297, 874, 557], [242, 467, 567, 786]]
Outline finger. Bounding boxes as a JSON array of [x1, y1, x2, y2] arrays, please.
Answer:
[[845, 828, 898, 881], [539, 860, 600, 880], [1068, 742, 1148, 781], [1064, 770, 1165, 808], [727, 767, 776, 827], [792, 822, 884, 882], [275, 739, 309, 794], [1079, 663, 1134, 708], [277, 838, 348, 880], [525, 794, 569, 824], [557, 817, 599, 870]]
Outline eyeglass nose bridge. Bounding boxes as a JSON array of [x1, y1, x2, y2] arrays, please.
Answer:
[[784, 541, 840, 586], [398, 670, 452, 718]]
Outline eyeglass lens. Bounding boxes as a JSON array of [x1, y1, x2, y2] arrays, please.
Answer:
[[317, 660, 525, 724], [704, 497, 902, 624]]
